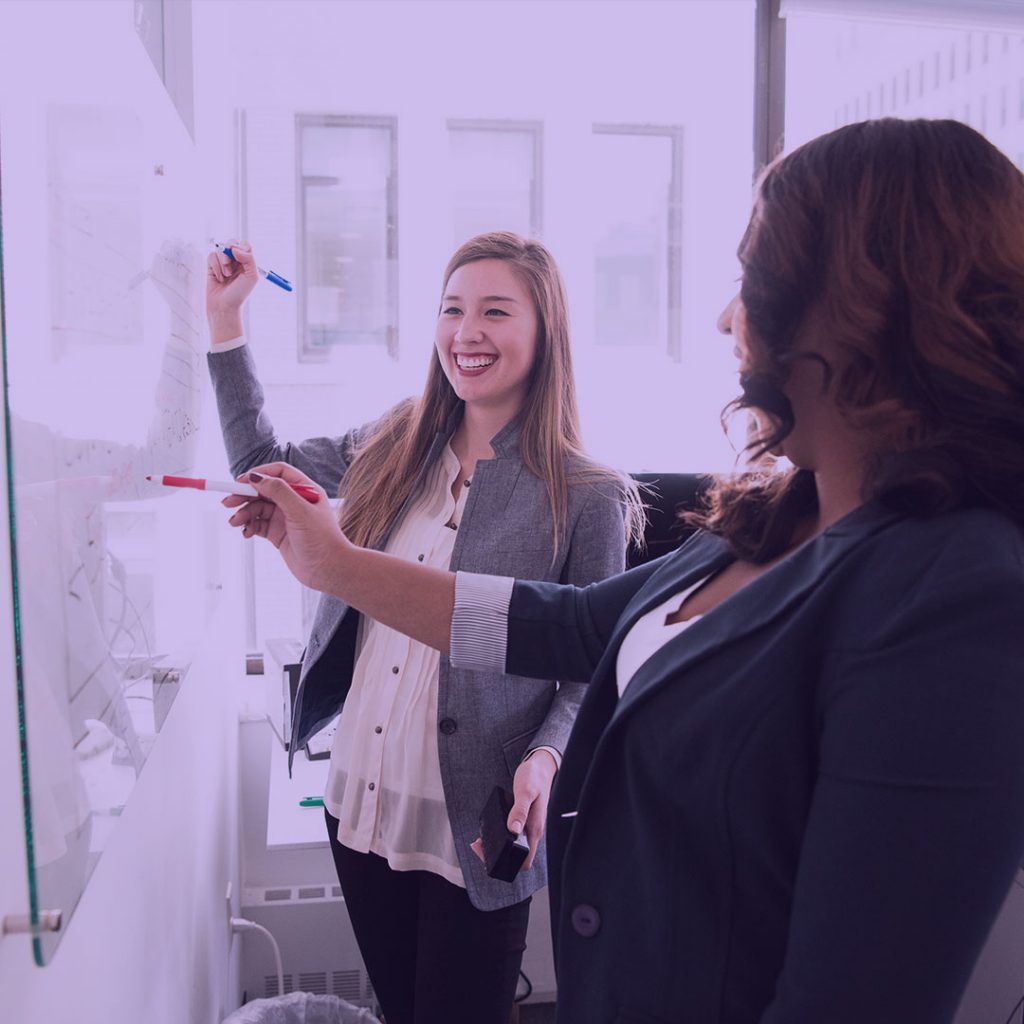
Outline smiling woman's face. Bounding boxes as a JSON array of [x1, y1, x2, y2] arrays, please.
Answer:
[[435, 258, 539, 417]]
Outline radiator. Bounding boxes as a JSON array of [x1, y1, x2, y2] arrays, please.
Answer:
[[238, 883, 379, 1010]]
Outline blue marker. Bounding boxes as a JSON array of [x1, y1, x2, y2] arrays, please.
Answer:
[[210, 239, 293, 292]]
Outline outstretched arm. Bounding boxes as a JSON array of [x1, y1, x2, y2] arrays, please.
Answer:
[[227, 462, 662, 668]]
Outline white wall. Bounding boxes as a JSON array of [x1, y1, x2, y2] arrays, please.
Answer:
[[0, 3, 245, 1022], [0, 581, 244, 1024]]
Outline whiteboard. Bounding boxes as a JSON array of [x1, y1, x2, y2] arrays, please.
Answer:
[[0, 2, 220, 964]]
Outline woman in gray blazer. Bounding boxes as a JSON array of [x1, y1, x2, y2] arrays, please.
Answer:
[[206, 232, 640, 1024], [225, 120, 1024, 1023]]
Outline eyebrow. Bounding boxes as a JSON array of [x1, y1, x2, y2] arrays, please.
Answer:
[[442, 294, 520, 304]]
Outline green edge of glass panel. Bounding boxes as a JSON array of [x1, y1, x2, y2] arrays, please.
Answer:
[[0, 119, 45, 967]]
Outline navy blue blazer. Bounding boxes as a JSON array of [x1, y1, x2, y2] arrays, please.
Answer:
[[504, 502, 1024, 1023]]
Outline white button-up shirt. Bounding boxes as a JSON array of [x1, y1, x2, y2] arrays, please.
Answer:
[[324, 443, 470, 885]]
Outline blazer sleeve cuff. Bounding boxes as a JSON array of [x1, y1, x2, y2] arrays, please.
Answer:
[[526, 745, 562, 771], [209, 334, 247, 353], [450, 571, 515, 672]]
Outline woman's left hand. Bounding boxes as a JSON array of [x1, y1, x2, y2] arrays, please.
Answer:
[[470, 749, 558, 873]]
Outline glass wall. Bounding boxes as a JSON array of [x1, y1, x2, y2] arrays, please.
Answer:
[[785, 6, 1024, 166]]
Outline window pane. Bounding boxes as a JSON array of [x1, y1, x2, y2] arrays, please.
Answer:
[[592, 132, 676, 350], [786, 14, 1024, 171], [448, 124, 539, 247], [300, 120, 396, 351]]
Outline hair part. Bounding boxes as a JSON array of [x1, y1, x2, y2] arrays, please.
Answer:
[[338, 232, 644, 555]]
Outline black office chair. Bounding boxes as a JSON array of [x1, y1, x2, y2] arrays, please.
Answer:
[[627, 473, 711, 569]]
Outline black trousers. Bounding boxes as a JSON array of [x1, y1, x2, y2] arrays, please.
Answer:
[[325, 808, 531, 1024]]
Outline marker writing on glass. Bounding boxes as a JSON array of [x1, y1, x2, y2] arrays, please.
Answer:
[[146, 474, 320, 504], [210, 239, 293, 292]]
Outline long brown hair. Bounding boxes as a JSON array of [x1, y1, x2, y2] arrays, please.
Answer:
[[339, 232, 644, 554], [692, 119, 1024, 561]]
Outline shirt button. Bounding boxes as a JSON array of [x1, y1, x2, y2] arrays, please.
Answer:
[[392, 665, 399, 674], [439, 718, 457, 735], [571, 904, 601, 937], [368, 782, 375, 792], [374, 725, 382, 734], [464, 479, 471, 487], [417, 554, 425, 562]]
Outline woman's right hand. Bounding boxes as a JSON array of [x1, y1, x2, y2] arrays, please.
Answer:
[[206, 240, 259, 343], [229, 463, 458, 655], [223, 462, 351, 593]]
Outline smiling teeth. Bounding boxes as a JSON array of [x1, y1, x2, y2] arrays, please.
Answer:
[[457, 355, 496, 369]]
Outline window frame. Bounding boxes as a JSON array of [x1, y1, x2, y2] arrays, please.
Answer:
[[591, 122, 685, 361], [445, 118, 544, 240], [295, 112, 399, 362]]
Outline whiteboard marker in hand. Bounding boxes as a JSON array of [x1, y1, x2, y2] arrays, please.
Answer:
[[209, 240, 293, 292], [146, 474, 320, 503]]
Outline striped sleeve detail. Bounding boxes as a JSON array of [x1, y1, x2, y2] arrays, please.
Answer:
[[450, 571, 515, 672]]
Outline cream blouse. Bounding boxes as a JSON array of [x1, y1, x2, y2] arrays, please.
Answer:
[[323, 443, 470, 885], [614, 576, 708, 697]]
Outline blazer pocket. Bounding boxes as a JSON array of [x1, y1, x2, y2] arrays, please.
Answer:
[[501, 726, 538, 778]]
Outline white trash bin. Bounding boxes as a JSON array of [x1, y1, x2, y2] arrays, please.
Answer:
[[222, 992, 380, 1024]]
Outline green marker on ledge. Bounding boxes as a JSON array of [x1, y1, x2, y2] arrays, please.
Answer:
[[299, 796, 324, 808]]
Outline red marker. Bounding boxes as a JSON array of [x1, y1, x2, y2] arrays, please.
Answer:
[[146, 474, 321, 504]]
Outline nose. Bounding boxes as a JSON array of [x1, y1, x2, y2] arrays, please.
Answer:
[[717, 294, 741, 336], [455, 312, 484, 344]]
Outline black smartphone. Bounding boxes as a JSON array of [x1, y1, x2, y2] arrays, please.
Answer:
[[479, 785, 530, 882]]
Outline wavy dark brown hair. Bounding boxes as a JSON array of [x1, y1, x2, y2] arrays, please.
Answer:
[[691, 118, 1024, 562], [338, 232, 644, 556]]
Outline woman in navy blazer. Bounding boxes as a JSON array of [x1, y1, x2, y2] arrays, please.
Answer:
[[225, 119, 1024, 1023]]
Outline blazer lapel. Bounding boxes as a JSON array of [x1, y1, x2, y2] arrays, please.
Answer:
[[613, 501, 901, 718], [605, 531, 735, 655], [549, 533, 735, 805]]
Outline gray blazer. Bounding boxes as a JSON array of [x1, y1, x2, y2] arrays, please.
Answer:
[[208, 345, 627, 909]]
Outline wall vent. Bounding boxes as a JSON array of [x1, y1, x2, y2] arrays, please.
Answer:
[[261, 968, 375, 1006], [244, 885, 344, 906], [299, 971, 328, 995], [263, 974, 296, 998], [241, 886, 379, 1014], [332, 970, 361, 1001]]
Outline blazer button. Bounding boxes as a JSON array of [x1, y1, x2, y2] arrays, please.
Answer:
[[571, 904, 601, 938], [439, 718, 457, 735]]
